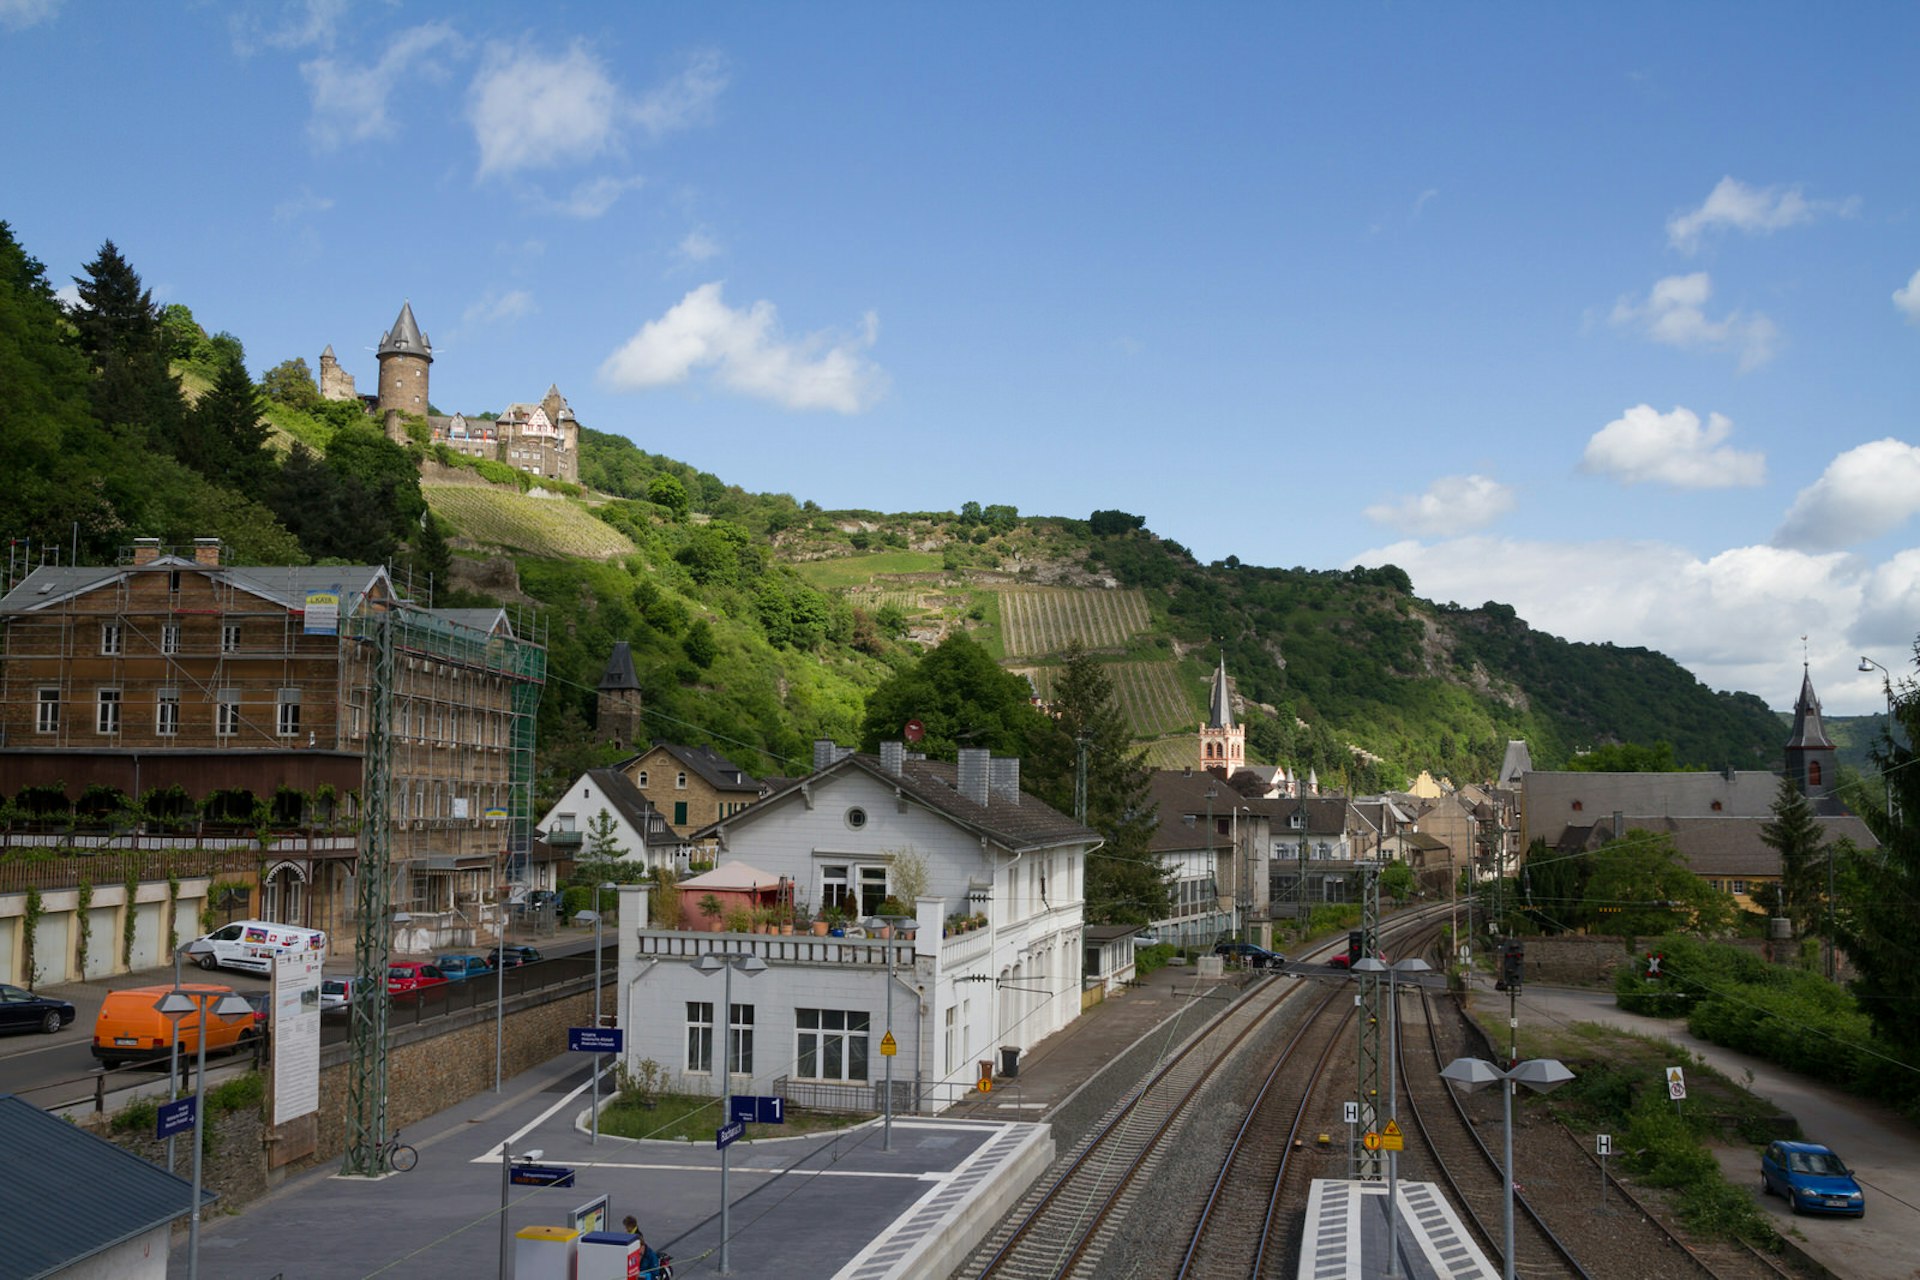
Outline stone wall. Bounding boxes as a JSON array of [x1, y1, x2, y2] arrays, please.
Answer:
[[1518, 934, 1771, 987]]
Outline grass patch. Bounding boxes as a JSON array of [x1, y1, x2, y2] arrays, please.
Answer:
[[208, 1071, 265, 1117], [599, 1092, 870, 1143], [112, 1097, 159, 1134], [793, 551, 945, 589]]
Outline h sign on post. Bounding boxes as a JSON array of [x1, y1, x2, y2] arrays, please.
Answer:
[[1596, 1133, 1612, 1156]]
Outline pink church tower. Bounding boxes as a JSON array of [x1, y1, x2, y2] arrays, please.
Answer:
[[1199, 653, 1246, 778]]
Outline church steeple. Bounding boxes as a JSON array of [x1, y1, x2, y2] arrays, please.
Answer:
[[1785, 664, 1838, 802], [1199, 652, 1246, 778]]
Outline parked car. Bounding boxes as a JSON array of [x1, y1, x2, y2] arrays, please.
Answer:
[[239, 991, 270, 1045], [91, 984, 252, 1067], [487, 944, 544, 969], [1213, 941, 1286, 968], [1133, 930, 1163, 948], [436, 954, 494, 982], [387, 963, 449, 997], [1761, 1141, 1866, 1216], [511, 890, 560, 916], [0, 983, 76, 1036], [1326, 949, 1387, 970], [319, 977, 357, 1013]]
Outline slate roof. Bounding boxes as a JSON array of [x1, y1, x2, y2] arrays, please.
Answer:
[[703, 752, 1095, 853], [1498, 740, 1534, 787], [1554, 813, 1876, 877], [1787, 666, 1836, 751], [1207, 654, 1234, 729], [377, 300, 431, 359], [0, 559, 392, 616], [625, 742, 761, 795], [599, 641, 641, 691], [1522, 769, 1785, 829], [1148, 769, 1236, 853], [0, 1093, 205, 1278], [582, 769, 674, 847]]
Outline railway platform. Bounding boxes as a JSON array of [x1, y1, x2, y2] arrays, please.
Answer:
[[1300, 1178, 1497, 1280]]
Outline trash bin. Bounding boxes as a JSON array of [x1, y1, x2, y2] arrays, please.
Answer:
[[999, 1045, 1019, 1078], [978, 1060, 995, 1085]]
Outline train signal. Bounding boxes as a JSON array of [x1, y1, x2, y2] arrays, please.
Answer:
[[1645, 952, 1663, 980], [1496, 939, 1524, 991]]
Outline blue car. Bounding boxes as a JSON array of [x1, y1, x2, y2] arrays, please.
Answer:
[[435, 954, 494, 983], [1761, 1140, 1865, 1216]]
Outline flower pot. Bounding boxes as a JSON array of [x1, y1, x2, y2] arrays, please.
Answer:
[[811, 921, 829, 936]]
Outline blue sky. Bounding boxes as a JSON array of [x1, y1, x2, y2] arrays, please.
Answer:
[[5, 1, 1917, 714]]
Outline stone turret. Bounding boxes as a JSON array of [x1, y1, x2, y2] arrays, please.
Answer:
[[596, 641, 645, 749], [375, 301, 432, 430], [317, 344, 357, 402]]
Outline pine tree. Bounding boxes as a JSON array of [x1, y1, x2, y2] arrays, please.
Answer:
[[70, 239, 184, 455], [1024, 643, 1168, 924], [1844, 661, 1920, 1058], [1759, 775, 1825, 937], [183, 352, 272, 492]]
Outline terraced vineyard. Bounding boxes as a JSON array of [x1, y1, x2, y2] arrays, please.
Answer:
[[426, 485, 635, 559], [997, 587, 1151, 658], [1017, 660, 1200, 739], [1139, 737, 1199, 769]]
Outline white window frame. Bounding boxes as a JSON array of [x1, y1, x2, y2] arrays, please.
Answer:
[[156, 694, 180, 736], [795, 1008, 870, 1083], [161, 624, 179, 655], [96, 688, 121, 735], [277, 699, 300, 737], [35, 688, 59, 734], [686, 1001, 713, 1073], [216, 698, 240, 736], [221, 623, 241, 653], [100, 623, 122, 655]]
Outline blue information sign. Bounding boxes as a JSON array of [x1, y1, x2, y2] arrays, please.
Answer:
[[510, 1163, 577, 1188], [715, 1119, 745, 1150], [728, 1095, 785, 1125], [156, 1096, 196, 1141], [568, 1027, 624, 1053]]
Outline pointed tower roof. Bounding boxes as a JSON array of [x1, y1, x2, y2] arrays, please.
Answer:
[[1207, 653, 1234, 730], [321, 344, 336, 359], [598, 641, 641, 691], [377, 301, 432, 361], [1786, 665, 1835, 751]]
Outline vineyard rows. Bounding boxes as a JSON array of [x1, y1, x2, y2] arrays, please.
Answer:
[[844, 587, 924, 612], [996, 587, 1151, 658], [425, 486, 635, 560], [1019, 660, 1199, 739]]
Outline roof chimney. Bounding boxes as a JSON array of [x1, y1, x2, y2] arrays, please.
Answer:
[[990, 756, 1020, 806], [193, 538, 222, 567], [132, 538, 161, 566], [812, 739, 851, 773], [957, 748, 990, 807], [880, 741, 905, 776]]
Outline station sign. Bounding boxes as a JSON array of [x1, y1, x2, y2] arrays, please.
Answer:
[[715, 1119, 746, 1150], [568, 1027, 624, 1053], [728, 1095, 785, 1125], [511, 1163, 577, 1188], [156, 1096, 197, 1141]]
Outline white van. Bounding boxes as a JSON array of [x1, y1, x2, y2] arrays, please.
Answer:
[[193, 920, 328, 975]]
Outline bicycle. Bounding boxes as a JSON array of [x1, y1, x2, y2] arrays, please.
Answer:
[[382, 1132, 418, 1173]]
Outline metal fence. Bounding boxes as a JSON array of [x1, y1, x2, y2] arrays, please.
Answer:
[[0, 847, 266, 894]]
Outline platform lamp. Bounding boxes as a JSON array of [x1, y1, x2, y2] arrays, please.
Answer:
[[1440, 1056, 1575, 1280], [1354, 955, 1430, 1278], [694, 950, 767, 1274], [498, 1146, 543, 1280], [155, 983, 255, 1279]]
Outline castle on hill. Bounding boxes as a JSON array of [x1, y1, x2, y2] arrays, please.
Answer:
[[318, 302, 580, 484]]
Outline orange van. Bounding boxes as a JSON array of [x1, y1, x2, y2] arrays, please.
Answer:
[[90, 983, 253, 1067]]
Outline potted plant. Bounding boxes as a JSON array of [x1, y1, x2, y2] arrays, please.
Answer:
[[723, 904, 754, 934], [699, 893, 723, 932]]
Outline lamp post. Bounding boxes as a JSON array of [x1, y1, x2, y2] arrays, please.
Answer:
[[1440, 1056, 1575, 1280], [498, 1145, 543, 1279], [165, 940, 215, 1173], [591, 882, 615, 1145], [1860, 656, 1895, 823], [866, 914, 917, 1151], [695, 950, 767, 1274], [155, 983, 255, 1279], [1354, 956, 1431, 1278]]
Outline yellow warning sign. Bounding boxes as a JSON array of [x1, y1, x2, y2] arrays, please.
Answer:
[[977, 1077, 992, 1093], [880, 1031, 898, 1057], [1382, 1119, 1402, 1137], [1362, 1131, 1382, 1151]]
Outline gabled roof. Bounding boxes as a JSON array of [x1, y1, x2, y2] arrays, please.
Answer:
[[701, 753, 1094, 853], [681, 860, 785, 891], [624, 742, 760, 794], [377, 300, 431, 360], [581, 769, 673, 847], [0, 560, 392, 617], [1498, 740, 1533, 787], [0, 1093, 205, 1277], [1554, 813, 1877, 877]]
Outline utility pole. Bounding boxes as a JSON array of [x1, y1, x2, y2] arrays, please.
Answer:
[[343, 608, 395, 1176], [1354, 862, 1384, 1180], [1073, 729, 1090, 825]]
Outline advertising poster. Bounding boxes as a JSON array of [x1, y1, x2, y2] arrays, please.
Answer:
[[272, 950, 325, 1125]]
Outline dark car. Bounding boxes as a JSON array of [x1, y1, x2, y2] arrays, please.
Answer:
[[512, 890, 560, 916], [1761, 1141, 1866, 1216], [0, 983, 76, 1035], [435, 954, 494, 982], [487, 944, 544, 969], [1214, 941, 1285, 969]]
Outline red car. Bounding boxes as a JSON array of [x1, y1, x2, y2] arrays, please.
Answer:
[[1326, 949, 1387, 970], [387, 963, 449, 997]]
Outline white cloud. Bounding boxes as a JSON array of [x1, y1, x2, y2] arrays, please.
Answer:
[[1894, 268, 1920, 324], [1854, 549, 1920, 650], [0, 0, 61, 30], [1350, 533, 1870, 705], [1363, 474, 1513, 536], [54, 283, 78, 308], [1580, 404, 1765, 489], [633, 49, 729, 137], [677, 228, 723, 264], [1773, 438, 1920, 551], [1410, 188, 1439, 220], [272, 188, 334, 224], [1610, 272, 1780, 371], [462, 289, 536, 326], [1666, 176, 1856, 253], [231, 0, 344, 55], [599, 282, 886, 413], [533, 176, 647, 220], [468, 44, 727, 181], [303, 23, 460, 149]]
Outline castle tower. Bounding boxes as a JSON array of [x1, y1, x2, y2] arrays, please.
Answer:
[[596, 641, 645, 749], [375, 301, 432, 430], [1785, 665, 1838, 802], [1199, 652, 1246, 778], [317, 344, 357, 402], [541, 383, 581, 482]]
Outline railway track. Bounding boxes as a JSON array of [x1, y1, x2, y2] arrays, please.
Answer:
[[964, 967, 1303, 1279]]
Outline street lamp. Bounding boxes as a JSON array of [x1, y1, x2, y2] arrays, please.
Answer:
[[694, 950, 767, 1274], [498, 1146, 544, 1280], [1860, 656, 1895, 823], [865, 914, 917, 1151], [162, 940, 217, 1173], [1354, 956, 1430, 1278], [155, 983, 255, 1279], [591, 882, 615, 1145], [1440, 1056, 1575, 1280]]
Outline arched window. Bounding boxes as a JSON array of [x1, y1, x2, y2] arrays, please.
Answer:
[[1808, 761, 1823, 786]]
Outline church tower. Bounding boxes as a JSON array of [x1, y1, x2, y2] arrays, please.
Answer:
[[596, 641, 645, 749], [1785, 665, 1838, 803], [1199, 653, 1246, 778], [375, 301, 432, 434]]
